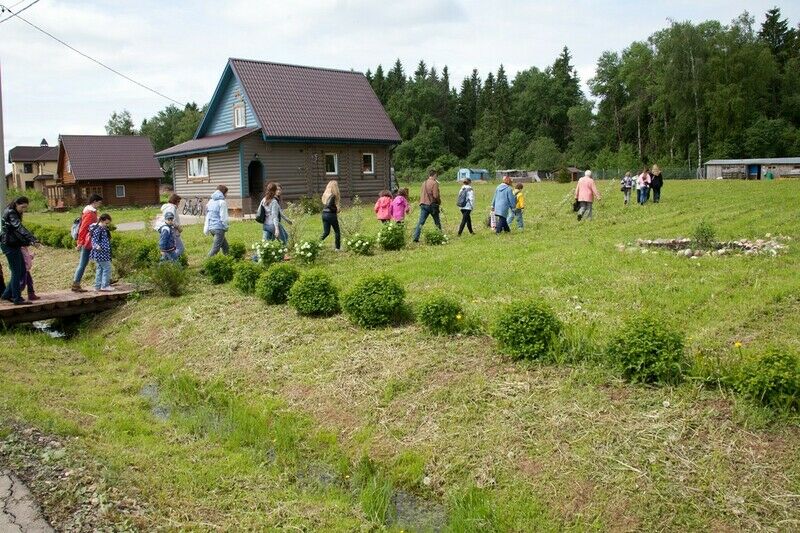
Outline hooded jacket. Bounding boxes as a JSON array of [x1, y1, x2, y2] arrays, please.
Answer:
[[0, 206, 36, 248], [77, 204, 98, 250], [491, 183, 516, 218], [203, 191, 229, 233], [459, 185, 475, 211], [157, 222, 177, 253]]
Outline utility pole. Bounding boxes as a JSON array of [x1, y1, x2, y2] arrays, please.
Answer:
[[0, 60, 6, 207]]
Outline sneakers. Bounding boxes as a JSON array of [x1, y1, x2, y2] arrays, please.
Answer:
[[98, 286, 116, 292], [71, 282, 87, 293], [12, 299, 32, 305], [28, 294, 41, 301]]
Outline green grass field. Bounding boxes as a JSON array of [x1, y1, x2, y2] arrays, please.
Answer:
[[3, 179, 800, 530]]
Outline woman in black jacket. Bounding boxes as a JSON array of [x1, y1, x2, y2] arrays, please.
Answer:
[[650, 164, 664, 203], [319, 180, 341, 251], [0, 197, 37, 305]]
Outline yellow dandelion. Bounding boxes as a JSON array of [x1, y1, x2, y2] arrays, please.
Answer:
[[456, 314, 463, 320], [734, 341, 742, 348]]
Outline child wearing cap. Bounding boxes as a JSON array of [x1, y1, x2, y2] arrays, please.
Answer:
[[158, 211, 179, 262]]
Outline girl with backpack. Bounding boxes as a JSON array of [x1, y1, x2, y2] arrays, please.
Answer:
[[457, 178, 475, 236]]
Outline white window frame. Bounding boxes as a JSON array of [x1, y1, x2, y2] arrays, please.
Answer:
[[66, 160, 71, 173], [325, 153, 338, 175], [233, 103, 246, 128], [115, 184, 126, 198], [362, 153, 375, 175], [188, 156, 209, 179]]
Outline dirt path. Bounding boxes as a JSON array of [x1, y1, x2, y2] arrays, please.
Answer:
[[0, 470, 54, 533]]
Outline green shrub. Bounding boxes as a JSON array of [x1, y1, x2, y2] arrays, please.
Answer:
[[555, 169, 572, 183], [293, 239, 322, 264], [114, 234, 160, 276], [417, 295, 463, 335], [736, 348, 800, 411], [492, 300, 562, 360], [232, 261, 263, 294], [149, 261, 189, 297], [253, 239, 287, 267], [423, 228, 449, 245], [7, 188, 47, 211], [229, 241, 247, 261], [692, 219, 716, 249], [376, 221, 405, 251], [346, 233, 373, 255], [202, 254, 236, 284], [255, 263, 300, 305], [342, 274, 405, 328], [296, 195, 323, 215], [288, 270, 340, 317], [606, 317, 686, 385], [60, 234, 75, 249]]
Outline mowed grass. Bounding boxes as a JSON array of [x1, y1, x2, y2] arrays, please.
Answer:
[[7, 179, 800, 530]]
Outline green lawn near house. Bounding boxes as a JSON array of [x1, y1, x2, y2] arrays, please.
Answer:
[[4, 179, 800, 530]]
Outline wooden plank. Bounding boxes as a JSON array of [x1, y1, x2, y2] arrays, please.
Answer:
[[0, 284, 138, 325]]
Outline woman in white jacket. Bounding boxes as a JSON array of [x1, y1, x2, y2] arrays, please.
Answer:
[[457, 178, 476, 236], [159, 194, 183, 256]]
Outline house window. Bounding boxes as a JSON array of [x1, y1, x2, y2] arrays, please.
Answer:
[[362, 153, 375, 174], [188, 157, 209, 179], [115, 185, 126, 198], [23, 163, 33, 174], [66, 160, 71, 173], [325, 153, 338, 175], [234, 103, 246, 128]]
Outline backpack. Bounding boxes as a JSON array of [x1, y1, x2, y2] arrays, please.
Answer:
[[456, 188, 468, 208], [254, 202, 266, 224], [70, 217, 81, 240]]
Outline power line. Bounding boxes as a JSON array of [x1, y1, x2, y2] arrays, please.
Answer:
[[0, 0, 42, 24], [2, 8, 186, 105]]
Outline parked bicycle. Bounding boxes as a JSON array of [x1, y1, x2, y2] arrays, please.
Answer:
[[182, 196, 205, 216]]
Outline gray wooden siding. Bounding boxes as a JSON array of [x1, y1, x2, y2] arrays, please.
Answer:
[[173, 149, 242, 199]]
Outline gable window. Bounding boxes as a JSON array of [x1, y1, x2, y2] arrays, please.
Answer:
[[115, 185, 126, 198], [23, 163, 33, 174], [362, 153, 375, 174], [325, 153, 338, 175], [233, 103, 246, 128], [188, 157, 209, 179], [66, 160, 71, 173]]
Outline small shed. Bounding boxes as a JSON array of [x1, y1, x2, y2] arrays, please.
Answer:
[[457, 168, 489, 181], [704, 157, 800, 180], [495, 169, 543, 183]]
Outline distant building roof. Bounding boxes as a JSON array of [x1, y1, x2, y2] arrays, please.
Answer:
[[156, 127, 260, 158], [705, 157, 800, 165], [9, 145, 59, 163], [60, 135, 163, 181], [227, 58, 401, 143]]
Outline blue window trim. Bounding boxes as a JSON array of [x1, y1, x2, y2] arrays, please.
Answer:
[[195, 61, 263, 139]]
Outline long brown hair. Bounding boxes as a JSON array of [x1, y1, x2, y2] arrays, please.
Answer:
[[263, 182, 279, 204]]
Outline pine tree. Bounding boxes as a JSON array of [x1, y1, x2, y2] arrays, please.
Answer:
[[759, 7, 794, 66]]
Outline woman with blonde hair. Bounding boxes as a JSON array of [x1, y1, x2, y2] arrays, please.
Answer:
[[320, 180, 341, 251]]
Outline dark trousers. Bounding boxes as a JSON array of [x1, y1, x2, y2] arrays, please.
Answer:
[[653, 187, 661, 203], [19, 270, 34, 296], [1, 244, 25, 303], [320, 212, 341, 249], [495, 215, 511, 233], [458, 209, 474, 235], [412, 204, 442, 241]]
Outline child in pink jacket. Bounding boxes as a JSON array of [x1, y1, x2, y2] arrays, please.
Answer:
[[374, 190, 392, 223], [390, 188, 410, 222]]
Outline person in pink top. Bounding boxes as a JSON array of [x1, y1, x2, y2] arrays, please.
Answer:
[[374, 190, 393, 223], [575, 170, 601, 221], [390, 188, 411, 222]]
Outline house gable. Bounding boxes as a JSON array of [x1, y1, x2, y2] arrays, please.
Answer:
[[196, 64, 259, 138]]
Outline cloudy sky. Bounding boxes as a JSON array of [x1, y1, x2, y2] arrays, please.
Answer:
[[2, 0, 798, 173]]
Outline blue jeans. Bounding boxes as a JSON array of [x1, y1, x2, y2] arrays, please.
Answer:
[[495, 214, 510, 233], [160, 251, 179, 262], [641, 186, 650, 204], [652, 188, 661, 203], [508, 208, 524, 229], [412, 204, 441, 241], [73, 246, 91, 283], [174, 233, 185, 257], [94, 260, 111, 289], [263, 224, 288, 245], [1, 244, 25, 303]]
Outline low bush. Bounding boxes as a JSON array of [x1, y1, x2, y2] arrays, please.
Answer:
[[342, 274, 405, 328], [492, 300, 562, 360], [296, 195, 323, 215], [346, 233, 374, 256], [423, 228, 449, 246], [293, 239, 322, 264], [417, 295, 463, 335], [288, 270, 340, 317], [202, 254, 236, 285], [229, 241, 247, 261], [61, 234, 75, 249], [692, 219, 716, 249], [255, 263, 300, 305], [253, 239, 287, 267], [735, 348, 800, 412], [232, 261, 263, 294], [149, 261, 189, 297], [376, 221, 405, 251], [606, 317, 686, 385], [114, 234, 160, 276]]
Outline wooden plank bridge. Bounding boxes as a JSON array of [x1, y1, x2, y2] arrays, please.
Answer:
[[0, 284, 138, 326]]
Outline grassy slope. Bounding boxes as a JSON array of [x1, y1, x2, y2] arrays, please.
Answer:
[[6, 180, 800, 530]]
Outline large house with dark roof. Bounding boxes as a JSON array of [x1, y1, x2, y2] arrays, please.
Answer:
[[156, 58, 402, 215], [49, 135, 162, 208], [7, 139, 59, 192]]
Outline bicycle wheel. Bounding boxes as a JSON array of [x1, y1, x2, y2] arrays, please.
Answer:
[[182, 201, 189, 215]]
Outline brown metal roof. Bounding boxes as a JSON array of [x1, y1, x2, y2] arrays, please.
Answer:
[[155, 127, 260, 158], [60, 135, 163, 181], [9, 146, 58, 163], [229, 59, 401, 143]]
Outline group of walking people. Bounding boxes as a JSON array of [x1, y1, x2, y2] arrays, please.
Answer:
[[620, 165, 664, 205]]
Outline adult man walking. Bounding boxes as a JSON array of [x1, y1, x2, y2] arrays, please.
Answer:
[[491, 175, 516, 233], [575, 170, 601, 221], [204, 185, 229, 256], [412, 169, 442, 242], [72, 194, 102, 292]]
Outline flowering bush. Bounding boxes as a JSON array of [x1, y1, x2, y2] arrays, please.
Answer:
[[346, 233, 374, 256], [252, 239, 287, 267], [376, 221, 405, 251], [294, 239, 322, 264], [417, 295, 463, 335], [424, 228, 449, 245], [735, 348, 800, 411]]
